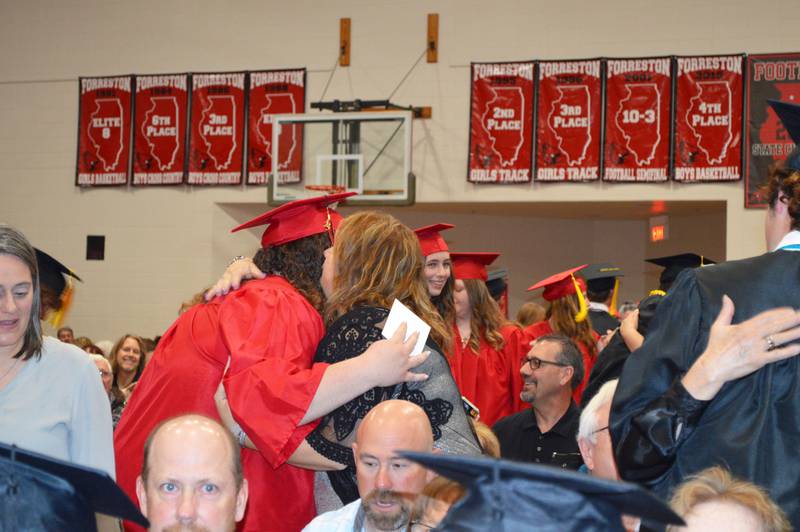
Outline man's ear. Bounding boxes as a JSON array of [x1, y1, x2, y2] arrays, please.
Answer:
[[560, 366, 574, 388], [577, 438, 594, 472], [235, 479, 249, 522], [135, 476, 148, 516], [351, 442, 359, 468]]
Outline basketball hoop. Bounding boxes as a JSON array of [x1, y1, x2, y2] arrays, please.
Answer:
[[305, 184, 347, 195]]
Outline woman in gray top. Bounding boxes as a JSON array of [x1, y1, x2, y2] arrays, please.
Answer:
[[0, 224, 113, 477]]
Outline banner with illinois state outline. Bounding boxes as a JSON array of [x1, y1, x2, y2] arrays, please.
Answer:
[[468, 61, 534, 183], [187, 72, 246, 185], [76, 76, 133, 186], [674, 55, 744, 183], [535, 59, 602, 182], [132, 74, 189, 186], [603, 57, 673, 182], [745, 53, 800, 208], [247, 68, 305, 185]]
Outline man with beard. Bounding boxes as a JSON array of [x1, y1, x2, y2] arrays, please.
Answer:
[[493, 334, 584, 470], [136, 414, 248, 532], [303, 400, 436, 532]]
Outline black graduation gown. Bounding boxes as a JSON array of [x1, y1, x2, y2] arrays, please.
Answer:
[[610, 250, 800, 528], [589, 309, 620, 336], [582, 294, 663, 404]]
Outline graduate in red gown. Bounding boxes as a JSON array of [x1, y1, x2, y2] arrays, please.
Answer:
[[114, 193, 422, 532], [524, 265, 599, 405], [415, 223, 456, 324], [448, 253, 527, 425]]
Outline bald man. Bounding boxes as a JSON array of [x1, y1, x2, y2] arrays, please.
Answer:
[[303, 400, 436, 532], [135, 414, 249, 532]]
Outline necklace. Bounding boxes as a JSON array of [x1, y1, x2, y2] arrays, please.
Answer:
[[0, 357, 21, 385]]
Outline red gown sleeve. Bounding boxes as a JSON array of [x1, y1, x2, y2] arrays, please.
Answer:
[[501, 326, 528, 414], [219, 279, 329, 468]]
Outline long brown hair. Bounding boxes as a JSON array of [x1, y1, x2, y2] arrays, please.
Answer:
[[325, 211, 451, 352], [110, 334, 146, 382], [462, 278, 508, 352], [0, 225, 43, 361], [546, 293, 597, 359], [430, 274, 455, 324]]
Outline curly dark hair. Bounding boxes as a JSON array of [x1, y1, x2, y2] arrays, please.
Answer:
[[253, 232, 330, 312], [761, 161, 800, 230]]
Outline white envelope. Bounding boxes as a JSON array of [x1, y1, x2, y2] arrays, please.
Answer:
[[381, 299, 431, 357]]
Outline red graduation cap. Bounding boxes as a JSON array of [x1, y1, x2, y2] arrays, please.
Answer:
[[414, 223, 455, 256], [527, 265, 589, 322], [451, 252, 500, 281], [232, 192, 356, 248]]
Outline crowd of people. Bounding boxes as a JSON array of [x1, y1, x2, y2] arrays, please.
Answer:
[[4, 102, 800, 531]]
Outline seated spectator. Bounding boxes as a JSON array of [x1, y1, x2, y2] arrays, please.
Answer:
[[89, 354, 113, 397], [471, 420, 500, 458], [136, 414, 248, 532], [408, 477, 466, 532], [109, 334, 146, 429], [515, 301, 545, 328], [74, 336, 93, 350], [668, 466, 790, 532], [493, 334, 584, 470], [57, 326, 75, 344], [303, 400, 436, 532], [84, 343, 105, 355]]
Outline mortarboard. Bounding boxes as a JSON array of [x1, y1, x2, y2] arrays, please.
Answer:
[[414, 223, 455, 256], [401, 452, 684, 532], [232, 192, 356, 248], [582, 263, 624, 315], [527, 265, 589, 322], [0, 443, 149, 531], [34, 248, 82, 328], [451, 252, 499, 282], [646, 253, 715, 292], [767, 99, 800, 171]]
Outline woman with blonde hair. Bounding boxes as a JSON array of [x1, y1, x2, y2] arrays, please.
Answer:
[[108, 333, 146, 414], [525, 265, 598, 404], [308, 211, 480, 505], [668, 466, 790, 532], [449, 252, 526, 425]]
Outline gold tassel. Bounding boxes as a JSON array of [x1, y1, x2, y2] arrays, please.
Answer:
[[609, 277, 620, 316], [571, 274, 588, 323], [48, 277, 75, 328], [649, 289, 666, 297]]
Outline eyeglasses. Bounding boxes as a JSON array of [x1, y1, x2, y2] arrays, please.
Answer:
[[592, 425, 609, 435], [521, 356, 568, 371]]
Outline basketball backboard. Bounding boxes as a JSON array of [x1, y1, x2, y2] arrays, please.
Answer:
[[267, 111, 414, 205]]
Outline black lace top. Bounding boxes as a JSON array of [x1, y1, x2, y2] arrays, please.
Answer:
[[307, 306, 481, 504]]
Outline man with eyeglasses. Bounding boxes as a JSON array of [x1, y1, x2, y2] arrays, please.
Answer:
[[492, 334, 584, 470]]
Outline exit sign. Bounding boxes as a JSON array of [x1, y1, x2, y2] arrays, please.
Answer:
[[649, 215, 669, 242]]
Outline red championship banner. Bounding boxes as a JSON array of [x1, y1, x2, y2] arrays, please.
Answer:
[[603, 57, 673, 182], [76, 76, 133, 186], [745, 53, 800, 208], [674, 55, 744, 183], [132, 74, 189, 185], [535, 60, 602, 182], [247, 69, 305, 185], [187, 73, 246, 185], [468, 62, 534, 183]]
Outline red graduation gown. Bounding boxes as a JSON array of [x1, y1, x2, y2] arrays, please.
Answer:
[[449, 324, 527, 426], [114, 276, 328, 532], [522, 320, 597, 405]]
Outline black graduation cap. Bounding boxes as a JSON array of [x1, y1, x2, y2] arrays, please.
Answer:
[[768, 99, 800, 171], [0, 443, 149, 531], [34, 248, 82, 297], [582, 263, 624, 293], [400, 452, 684, 532], [645, 253, 715, 292]]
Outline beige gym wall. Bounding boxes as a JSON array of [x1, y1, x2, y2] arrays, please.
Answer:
[[0, 0, 783, 340]]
